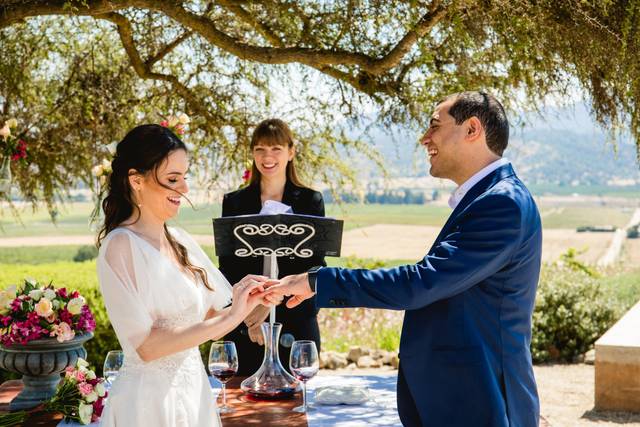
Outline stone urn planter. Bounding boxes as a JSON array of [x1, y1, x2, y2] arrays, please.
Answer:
[[0, 332, 93, 410]]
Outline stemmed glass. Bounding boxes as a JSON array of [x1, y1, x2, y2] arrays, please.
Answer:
[[103, 350, 124, 387], [208, 341, 238, 414], [289, 340, 319, 413]]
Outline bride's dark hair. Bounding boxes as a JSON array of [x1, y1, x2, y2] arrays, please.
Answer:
[[97, 124, 212, 290]]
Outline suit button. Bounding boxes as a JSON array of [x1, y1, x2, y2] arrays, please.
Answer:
[[329, 299, 337, 306]]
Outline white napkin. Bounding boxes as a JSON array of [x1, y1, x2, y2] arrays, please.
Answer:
[[314, 385, 370, 405], [259, 200, 293, 215]]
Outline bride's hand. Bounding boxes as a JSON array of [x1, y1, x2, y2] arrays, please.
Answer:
[[229, 275, 276, 319]]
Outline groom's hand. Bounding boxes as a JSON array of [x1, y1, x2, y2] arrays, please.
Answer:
[[265, 273, 315, 309]]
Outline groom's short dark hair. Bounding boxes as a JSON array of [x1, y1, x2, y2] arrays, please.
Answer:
[[445, 91, 509, 156]]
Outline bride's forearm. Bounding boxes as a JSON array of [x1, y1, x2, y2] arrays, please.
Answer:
[[136, 308, 241, 362]]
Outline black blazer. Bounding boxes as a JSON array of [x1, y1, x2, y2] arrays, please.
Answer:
[[218, 180, 326, 320]]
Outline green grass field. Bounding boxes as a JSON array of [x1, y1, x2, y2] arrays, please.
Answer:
[[1, 201, 634, 238]]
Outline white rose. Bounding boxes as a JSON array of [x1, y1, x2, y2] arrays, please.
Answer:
[[168, 116, 179, 127], [6, 118, 17, 129], [0, 124, 10, 140], [95, 382, 106, 397], [178, 113, 190, 124], [52, 299, 60, 309], [43, 289, 56, 300], [86, 370, 96, 380], [78, 402, 93, 425], [76, 358, 89, 368], [85, 391, 98, 403], [67, 297, 85, 315], [34, 298, 53, 317], [28, 289, 43, 301], [91, 164, 103, 177]]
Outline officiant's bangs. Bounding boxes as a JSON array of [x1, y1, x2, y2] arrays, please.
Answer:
[[250, 118, 294, 148]]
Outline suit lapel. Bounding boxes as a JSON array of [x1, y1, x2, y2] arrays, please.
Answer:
[[281, 180, 301, 209], [242, 183, 262, 214], [431, 164, 517, 245]]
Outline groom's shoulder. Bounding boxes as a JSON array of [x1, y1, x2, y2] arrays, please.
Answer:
[[476, 175, 539, 225]]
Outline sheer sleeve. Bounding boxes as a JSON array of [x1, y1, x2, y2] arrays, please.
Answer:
[[171, 228, 233, 311], [97, 231, 154, 352]]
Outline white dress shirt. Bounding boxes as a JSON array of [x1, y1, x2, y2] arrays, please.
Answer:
[[448, 158, 511, 209]]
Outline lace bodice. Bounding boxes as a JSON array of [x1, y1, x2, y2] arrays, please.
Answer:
[[120, 311, 206, 387]]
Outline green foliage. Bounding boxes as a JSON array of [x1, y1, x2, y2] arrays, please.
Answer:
[[72, 245, 98, 263], [560, 248, 601, 278], [1, 1, 640, 209], [341, 256, 387, 270], [374, 326, 401, 352], [531, 263, 617, 363]]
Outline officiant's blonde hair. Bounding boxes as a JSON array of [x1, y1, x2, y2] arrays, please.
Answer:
[[249, 118, 306, 188]]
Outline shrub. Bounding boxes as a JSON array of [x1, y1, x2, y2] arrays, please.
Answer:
[[531, 264, 617, 363], [73, 245, 98, 263]]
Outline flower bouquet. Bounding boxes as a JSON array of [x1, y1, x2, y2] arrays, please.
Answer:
[[0, 279, 96, 346], [160, 113, 190, 135], [0, 358, 108, 426]]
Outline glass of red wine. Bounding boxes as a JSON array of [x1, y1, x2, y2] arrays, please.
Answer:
[[289, 340, 319, 413], [208, 341, 238, 414]]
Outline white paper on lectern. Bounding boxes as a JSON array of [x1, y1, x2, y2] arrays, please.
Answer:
[[259, 200, 293, 215]]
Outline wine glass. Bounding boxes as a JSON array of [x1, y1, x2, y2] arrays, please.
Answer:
[[208, 341, 238, 414], [289, 340, 319, 413], [103, 350, 124, 387]]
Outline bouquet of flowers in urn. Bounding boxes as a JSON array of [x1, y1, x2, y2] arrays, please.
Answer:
[[0, 279, 96, 346]]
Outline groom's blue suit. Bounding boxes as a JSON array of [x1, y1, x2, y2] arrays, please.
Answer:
[[315, 164, 541, 426]]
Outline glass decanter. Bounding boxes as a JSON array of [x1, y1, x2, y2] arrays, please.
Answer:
[[240, 322, 300, 399]]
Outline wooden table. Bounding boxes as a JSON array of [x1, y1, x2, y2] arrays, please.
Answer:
[[0, 377, 308, 427]]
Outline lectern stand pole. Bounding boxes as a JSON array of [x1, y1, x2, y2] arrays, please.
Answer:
[[263, 254, 278, 325]]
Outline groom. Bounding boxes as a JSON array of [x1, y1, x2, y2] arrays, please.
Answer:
[[265, 92, 542, 427]]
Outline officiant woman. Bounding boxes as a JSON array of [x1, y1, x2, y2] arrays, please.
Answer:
[[218, 118, 325, 375]]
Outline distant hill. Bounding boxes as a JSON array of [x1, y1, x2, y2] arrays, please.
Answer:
[[359, 103, 640, 193]]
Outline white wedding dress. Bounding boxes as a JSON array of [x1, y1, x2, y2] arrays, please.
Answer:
[[96, 227, 232, 427]]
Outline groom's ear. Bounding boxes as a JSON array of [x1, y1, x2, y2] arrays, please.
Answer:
[[465, 117, 483, 142]]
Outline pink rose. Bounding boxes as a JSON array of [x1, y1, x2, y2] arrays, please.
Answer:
[[75, 369, 86, 382], [51, 321, 75, 343], [78, 382, 93, 396]]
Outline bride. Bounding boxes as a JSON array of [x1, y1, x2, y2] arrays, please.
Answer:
[[95, 124, 273, 426]]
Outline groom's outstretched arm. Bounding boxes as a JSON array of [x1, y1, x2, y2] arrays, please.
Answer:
[[269, 194, 524, 311]]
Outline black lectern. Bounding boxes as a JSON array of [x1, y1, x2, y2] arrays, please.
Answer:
[[213, 213, 343, 321]]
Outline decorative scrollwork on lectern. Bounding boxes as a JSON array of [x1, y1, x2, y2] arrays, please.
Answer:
[[233, 223, 316, 258]]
